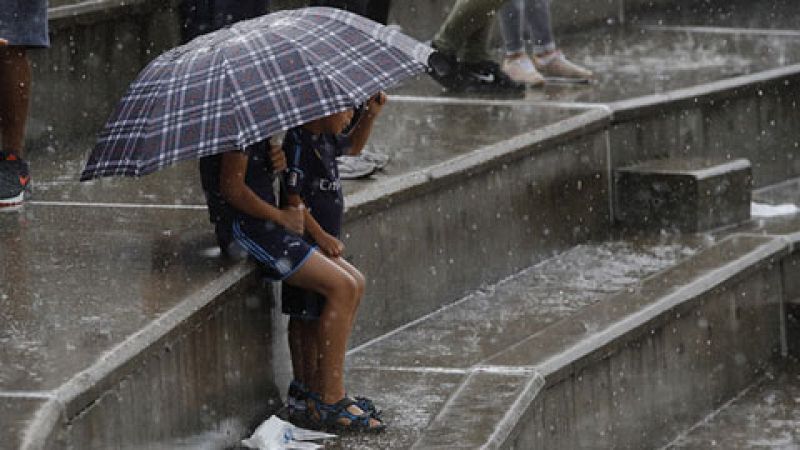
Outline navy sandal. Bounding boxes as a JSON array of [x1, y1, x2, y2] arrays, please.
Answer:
[[351, 394, 382, 419], [310, 396, 386, 433]]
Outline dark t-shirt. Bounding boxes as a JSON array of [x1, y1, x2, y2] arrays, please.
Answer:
[[200, 140, 276, 245], [282, 127, 350, 239]]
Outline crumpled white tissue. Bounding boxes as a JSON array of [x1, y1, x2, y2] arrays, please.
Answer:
[[241, 415, 336, 450]]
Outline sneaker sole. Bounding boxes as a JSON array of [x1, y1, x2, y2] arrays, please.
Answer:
[[543, 76, 591, 84], [0, 192, 24, 208]]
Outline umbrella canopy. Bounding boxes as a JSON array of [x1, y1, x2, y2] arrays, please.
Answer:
[[80, 7, 432, 181]]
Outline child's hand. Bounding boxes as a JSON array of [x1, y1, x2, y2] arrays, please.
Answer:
[[269, 142, 287, 172], [279, 205, 305, 235], [316, 232, 345, 258], [367, 92, 387, 115]]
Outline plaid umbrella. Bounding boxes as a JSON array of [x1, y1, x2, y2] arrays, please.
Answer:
[[80, 7, 432, 181]]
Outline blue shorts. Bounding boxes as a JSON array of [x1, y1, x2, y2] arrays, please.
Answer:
[[0, 1, 49, 47], [231, 218, 314, 281]]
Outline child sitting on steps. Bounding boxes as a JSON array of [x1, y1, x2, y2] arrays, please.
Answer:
[[281, 92, 388, 432]]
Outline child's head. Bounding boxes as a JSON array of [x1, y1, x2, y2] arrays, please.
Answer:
[[305, 108, 355, 135]]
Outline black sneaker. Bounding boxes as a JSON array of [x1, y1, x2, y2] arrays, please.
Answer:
[[0, 152, 30, 208], [427, 49, 463, 91], [460, 60, 525, 93]]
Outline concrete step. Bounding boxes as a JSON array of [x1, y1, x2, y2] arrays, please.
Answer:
[[334, 236, 704, 448], [615, 157, 752, 232], [336, 233, 790, 449], [666, 358, 800, 449]]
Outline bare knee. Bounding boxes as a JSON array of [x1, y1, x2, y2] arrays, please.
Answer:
[[352, 268, 366, 299], [327, 272, 359, 312]]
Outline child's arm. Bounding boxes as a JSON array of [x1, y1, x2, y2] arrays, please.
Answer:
[[305, 209, 345, 258], [285, 192, 344, 257], [346, 92, 387, 156], [219, 150, 304, 234]]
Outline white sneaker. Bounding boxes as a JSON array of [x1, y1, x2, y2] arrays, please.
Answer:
[[534, 51, 593, 82], [501, 54, 545, 86], [337, 155, 377, 179], [358, 149, 390, 171]]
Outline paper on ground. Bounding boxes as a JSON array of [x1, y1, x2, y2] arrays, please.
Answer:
[[242, 415, 336, 450]]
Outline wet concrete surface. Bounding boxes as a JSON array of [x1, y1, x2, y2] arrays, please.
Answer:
[[1, 397, 49, 448], [27, 101, 578, 206], [615, 157, 752, 232], [393, 23, 800, 104], [4, 1, 800, 446], [334, 236, 704, 448], [667, 358, 800, 449], [0, 205, 230, 392], [347, 237, 703, 370], [629, 0, 800, 31]]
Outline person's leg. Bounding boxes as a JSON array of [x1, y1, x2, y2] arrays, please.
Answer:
[[524, 0, 556, 55], [285, 252, 359, 405], [288, 317, 307, 382], [286, 252, 382, 429], [328, 257, 365, 330], [498, 0, 525, 56], [524, 0, 591, 80], [497, 0, 545, 85], [300, 320, 320, 390], [432, 0, 507, 58], [0, 46, 31, 157]]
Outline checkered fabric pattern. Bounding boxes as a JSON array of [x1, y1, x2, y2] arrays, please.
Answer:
[[80, 7, 432, 181]]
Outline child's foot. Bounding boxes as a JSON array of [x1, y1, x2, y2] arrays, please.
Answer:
[[285, 380, 311, 426], [533, 50, 593, 82], [309, 395, 386, 433], [501, 53, 545, 86]]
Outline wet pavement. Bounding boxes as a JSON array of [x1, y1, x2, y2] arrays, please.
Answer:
[[333, 179, 800, 448], [393, 22, 800, 104], [0, 206, 229, 392], [667, 358, 800, 449], [4, 1, 800, 447], [628, 0, 800, 31], [335, 236, 706, 448], [26, 101, 581, 206]]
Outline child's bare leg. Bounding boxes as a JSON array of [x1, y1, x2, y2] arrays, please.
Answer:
[[0, 46, 31, 156], [300, 320, 319, 389], [288, 317, 306, 381], [288, 317, 319, 387], [329, 257, 365, 330], [285, 251, 359, 403]]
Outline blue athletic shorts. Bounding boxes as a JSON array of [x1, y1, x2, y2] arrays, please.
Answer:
[[0, 0, 50, 47], [231, 218, 314, 281]]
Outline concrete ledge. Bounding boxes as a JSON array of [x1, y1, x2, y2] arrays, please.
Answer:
[[346, 108, 611, 219], [383, 233, 790, 449], [343, 110, 613, 344], [20, 264, 280, 449], [608, 64, 800, 188], [615, 157, 752, 232], [482, 235, 788, 448], [410, 368, 545, 449], [48, 0, 171, 26], [610, 63, 800, 122]]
